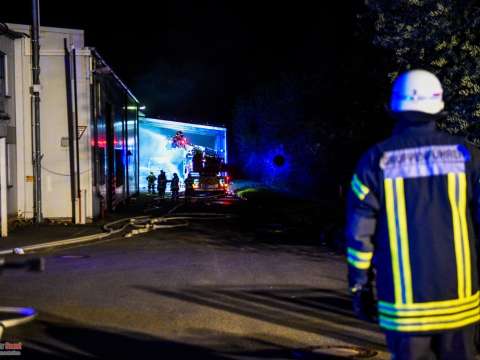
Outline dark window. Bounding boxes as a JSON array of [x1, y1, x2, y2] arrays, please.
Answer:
[[115, 149, 124, 187]]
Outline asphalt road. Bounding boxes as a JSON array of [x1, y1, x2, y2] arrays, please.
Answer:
[[0, 205, 388, 359]]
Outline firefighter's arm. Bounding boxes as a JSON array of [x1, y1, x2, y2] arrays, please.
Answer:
[[345, 152, 380, 322], [345, 152, 380, 290]]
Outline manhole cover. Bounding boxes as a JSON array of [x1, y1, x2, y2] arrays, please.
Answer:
[[57, 255, 90, 259], [294, 346, 377, 359]]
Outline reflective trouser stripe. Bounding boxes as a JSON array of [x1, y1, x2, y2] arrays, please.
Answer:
[[448, 172, 471, 299], [385, 178, 413, 304]]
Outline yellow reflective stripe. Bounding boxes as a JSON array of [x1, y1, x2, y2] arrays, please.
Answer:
[[385, 178, 402, 304], [448, 173, 465, 298], [353, 175, 370, 195], [351, 175, 369, 201], [352, 186, 366, 201], [347, 258, 370, 270], [379, 297, 480, 317], [395, 178, 413, 304], [381, 307, 480, 325], [347, 248, 373, 261], [379, 291, 480, 310], [458, 173, 472, 297], [380, 314, 480, 332]]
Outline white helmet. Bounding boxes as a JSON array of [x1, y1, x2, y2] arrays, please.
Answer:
[[390, 69, 444, 114]]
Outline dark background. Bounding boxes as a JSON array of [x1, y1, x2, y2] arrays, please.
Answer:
[[0, 1, 385, 124]]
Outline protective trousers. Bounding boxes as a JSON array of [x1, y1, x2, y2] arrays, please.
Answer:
[[385, 325, 476, 360]]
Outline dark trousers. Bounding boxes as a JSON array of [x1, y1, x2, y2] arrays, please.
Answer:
[[184, 189, 194, 203], [385, 325, 476, 360], [158, 186, 166, 198], [171, 189, 179, 200]]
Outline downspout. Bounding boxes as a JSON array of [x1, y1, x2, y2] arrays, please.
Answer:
[[72, 48, 81, 221], [31, 0, 43, 223], [63, 39, 76, 223]]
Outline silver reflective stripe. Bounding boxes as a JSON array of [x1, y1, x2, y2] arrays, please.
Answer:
[[380, 145, 467, 179]]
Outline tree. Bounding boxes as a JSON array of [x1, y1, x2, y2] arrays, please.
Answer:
[[363, 0, 480, 142]]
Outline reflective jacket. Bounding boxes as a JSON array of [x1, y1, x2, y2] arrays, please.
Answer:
[[346, 119, 480, 333]]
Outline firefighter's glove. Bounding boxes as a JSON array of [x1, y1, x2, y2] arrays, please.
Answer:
[[350, 284, 378, 323]]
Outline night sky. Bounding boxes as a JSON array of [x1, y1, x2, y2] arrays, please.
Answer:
[[1, 1, 358, 126]]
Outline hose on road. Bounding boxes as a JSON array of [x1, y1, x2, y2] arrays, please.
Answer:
[[104, 212, 235, 238], [3, 200, 236, 256], [0, 201, 236, 339], [0, 306, 37, 340]]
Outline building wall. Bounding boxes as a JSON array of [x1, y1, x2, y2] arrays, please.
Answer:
[[7, 24, 94, 220], [0, 24, 139, 222], [0, 34, 18, 218]]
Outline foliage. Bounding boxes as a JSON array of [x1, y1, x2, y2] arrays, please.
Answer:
[[363, 0, 480, 142]]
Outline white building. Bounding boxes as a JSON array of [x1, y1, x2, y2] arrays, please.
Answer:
[[0, 23, 140, 234]]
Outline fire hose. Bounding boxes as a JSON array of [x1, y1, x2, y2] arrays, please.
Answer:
[[0, 202, 234, 338], [0, 258, 44, 340], [2, 198, 236, 256], [0, 307, 36, 340], [0, 210, 234, 338], [103, 212, 235, 238]]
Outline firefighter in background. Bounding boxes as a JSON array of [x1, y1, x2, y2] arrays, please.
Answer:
[[184, 173, 194, 204], [346, 69, 480, 359], [172, 131, 188, 149], [157, 170, 167, 199], [146, 172, 156, 194], [170, 173, 180, 201]]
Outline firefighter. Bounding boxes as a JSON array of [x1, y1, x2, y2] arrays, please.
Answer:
[[346, 69, 480, 360], [172, 131, 187, 149], [157, 170, 167, 199], [184, 173, 194, 204], [170, 173, 180, 201], [146, 172, 156, 194]]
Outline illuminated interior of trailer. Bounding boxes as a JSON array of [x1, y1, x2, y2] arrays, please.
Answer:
[[139, 117, 227, 192]]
